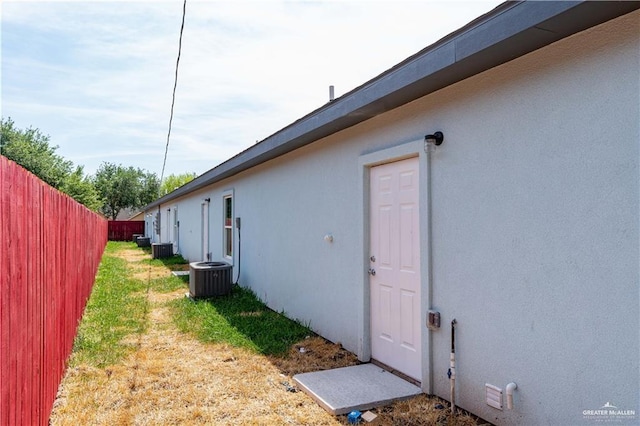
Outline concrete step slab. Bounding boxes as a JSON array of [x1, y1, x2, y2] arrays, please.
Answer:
[[293, 363, 422, 415]]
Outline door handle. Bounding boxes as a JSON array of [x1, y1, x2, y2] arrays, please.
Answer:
[[368, 268, 376, 276]]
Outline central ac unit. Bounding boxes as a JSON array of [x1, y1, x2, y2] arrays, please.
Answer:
[[189, 261, 232, 298]]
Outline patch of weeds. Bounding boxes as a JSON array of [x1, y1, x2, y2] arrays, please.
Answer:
[[141, 254, 189, 268], [149, 274, 188, 293], [70, 242, 148, 368], [171, 285, 312, 356]]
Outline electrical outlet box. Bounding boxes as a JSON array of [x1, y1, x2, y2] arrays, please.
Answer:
[[427, 310, 440, 330]]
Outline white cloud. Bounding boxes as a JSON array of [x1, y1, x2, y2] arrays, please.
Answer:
[[2, 0, 504, 178]]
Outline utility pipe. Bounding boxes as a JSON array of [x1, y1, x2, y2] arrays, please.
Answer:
[[449, 318, 457, 414], [506, 382, 517, 410], [425, 135, 436, 394]]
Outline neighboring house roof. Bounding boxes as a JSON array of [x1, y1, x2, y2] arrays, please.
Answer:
[[113, 207, 143, 221], [128, 211, 145, 221], [145, 0, 639, 210]]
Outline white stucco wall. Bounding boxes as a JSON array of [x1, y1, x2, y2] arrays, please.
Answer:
[[423, 10, 639, 425], [151, 10, 638, 425]]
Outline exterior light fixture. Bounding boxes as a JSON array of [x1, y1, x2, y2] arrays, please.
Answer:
[[426, 131, 444, 145], [424, 131, 444, 152]]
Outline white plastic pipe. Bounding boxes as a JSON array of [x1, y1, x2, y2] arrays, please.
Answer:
[[506, 382, 517, 410], [450, 352, 456, 414]]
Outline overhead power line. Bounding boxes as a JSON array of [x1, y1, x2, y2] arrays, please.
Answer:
[[159, 0, 187, 193]]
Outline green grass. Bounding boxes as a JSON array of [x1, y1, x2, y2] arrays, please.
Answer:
[[140, 254, 189, 268], [149, 274, 189, 293], [172, 285, 312, 356], [71, 242, 149, 368], [71, 241, 311, 367], [139, 250, 190, 293]]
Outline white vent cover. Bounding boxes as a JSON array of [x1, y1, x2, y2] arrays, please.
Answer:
[[486, 384, 503, 410]]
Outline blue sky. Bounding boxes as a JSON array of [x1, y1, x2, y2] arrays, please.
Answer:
[[2, 0, 503, 179]]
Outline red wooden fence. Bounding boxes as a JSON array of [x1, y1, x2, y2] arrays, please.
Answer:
[[0, 156, 108, 426], [108, 220, 145, 241]]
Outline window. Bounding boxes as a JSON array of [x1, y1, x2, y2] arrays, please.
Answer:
[[154, 211, 161, 236], [223, 193, 233, 258]]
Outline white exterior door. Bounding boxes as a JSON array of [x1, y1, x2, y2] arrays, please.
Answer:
[[166, 208, 171, 244], [201, 202, 210, 261], [370, 157, 421, 380], [173, 207, 179, 254]]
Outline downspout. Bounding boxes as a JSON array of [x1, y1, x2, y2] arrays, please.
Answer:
[[424, 131, 443, 394], [425, 134, 435, 393]]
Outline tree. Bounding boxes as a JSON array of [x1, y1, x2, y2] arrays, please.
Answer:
[[60, 166, 102, 212], [160, 172, 196, 196], [1, 117, 72, 189], [93, 162, 160, 220], [139, 171, 161, 207], [1, 117, 102, 212]]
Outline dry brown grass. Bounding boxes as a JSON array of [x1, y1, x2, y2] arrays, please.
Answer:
[[51, 247, 490, 426], [52, 285, 342, 425], [112, 247, 148, 263], [269, 336, 359, 377], [371, 396, 483, 426], [112, 248, 167, 281]]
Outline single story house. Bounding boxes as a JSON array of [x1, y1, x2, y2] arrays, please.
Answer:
[[143, 2, 639, 424]]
